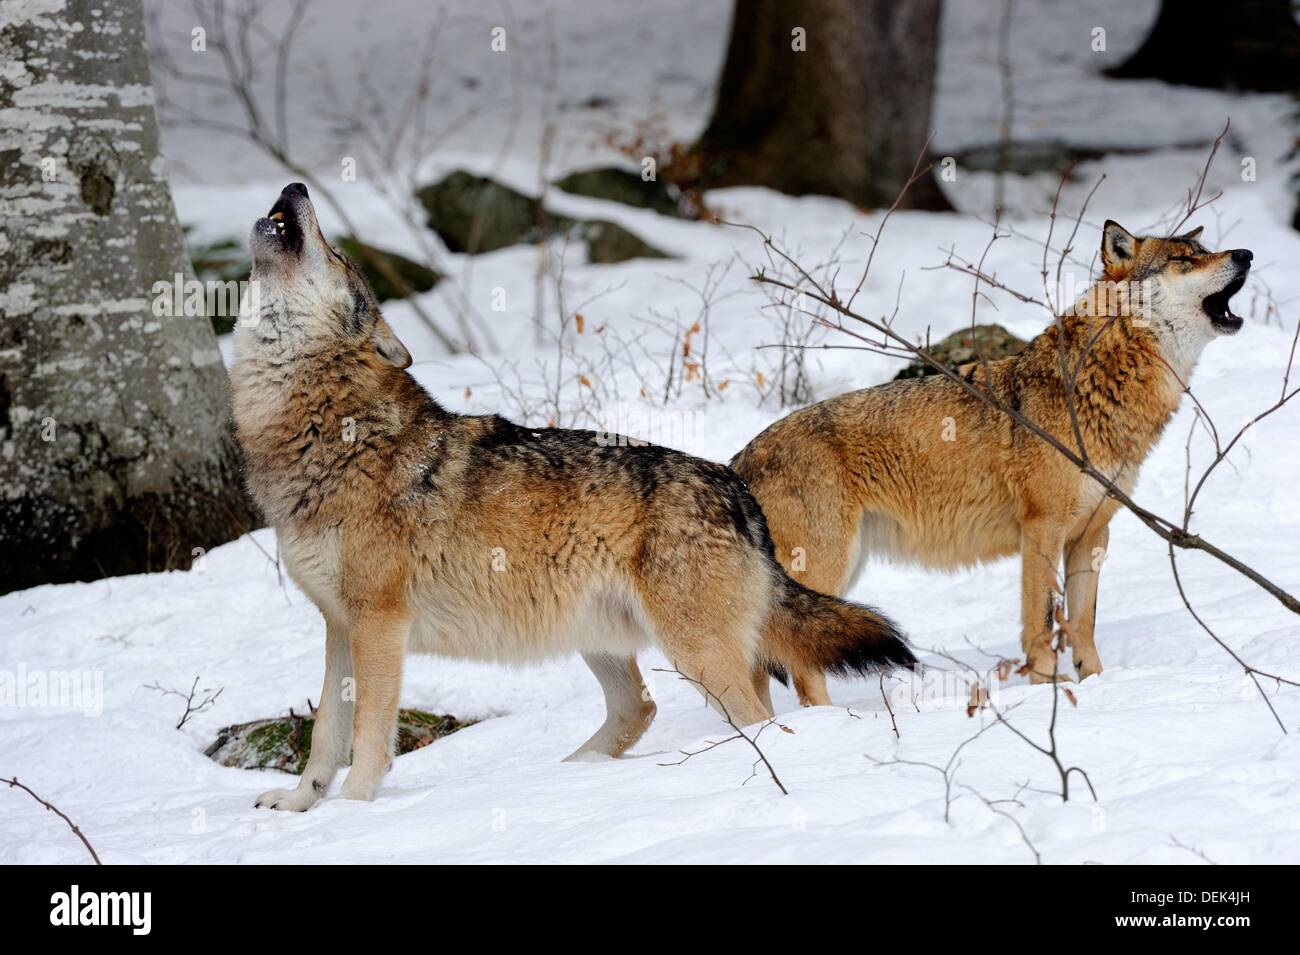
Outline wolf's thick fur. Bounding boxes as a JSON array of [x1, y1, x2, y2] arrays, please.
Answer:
[[232, 184, 912, 810], [733, 221, 1252, 703]]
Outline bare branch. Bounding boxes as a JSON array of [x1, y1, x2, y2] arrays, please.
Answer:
[[3, 777, 101, 864]]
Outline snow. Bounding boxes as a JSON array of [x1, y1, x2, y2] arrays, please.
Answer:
[[4, 0, 1299, 863]]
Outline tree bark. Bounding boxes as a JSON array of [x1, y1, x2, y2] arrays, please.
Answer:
[[1106, 0, 1300, 92], [0, 0, 258, 593], [692, 0, 951, 210]]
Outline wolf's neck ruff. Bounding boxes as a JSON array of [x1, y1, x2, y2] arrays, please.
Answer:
[[1070, 281, 1213, 388], [232, 339, 445, 528], [1026, 310, 1182, 471]]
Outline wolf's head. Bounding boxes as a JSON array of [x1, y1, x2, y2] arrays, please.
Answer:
[[1099, 220, 1252, 356], [243, 182, 411, 368]]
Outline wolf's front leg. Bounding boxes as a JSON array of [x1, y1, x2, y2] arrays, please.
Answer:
[[1065, 517, 1111, 680], [1019, 519, 1067, 684], [256, 616, 354, 811], [338, 611, 409, 802]]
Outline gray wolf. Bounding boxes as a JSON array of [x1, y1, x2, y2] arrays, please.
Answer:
[[231, 183, 914, 810], [732, 221, 1251, 702]]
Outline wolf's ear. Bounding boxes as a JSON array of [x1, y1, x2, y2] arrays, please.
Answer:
[[371, 316, 412, 369], [1102, 220, 1136, 272], [1177, 225, 1204, 241]]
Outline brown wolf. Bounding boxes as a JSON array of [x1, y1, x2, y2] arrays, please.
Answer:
[[732, 221, 1251, 703], [232, 183, 913, 810]]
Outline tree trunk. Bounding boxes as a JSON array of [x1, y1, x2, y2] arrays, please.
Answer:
[[1106, 0, 1300, 92], [0, 0, 258, 593], [692, 0, 951, 211]]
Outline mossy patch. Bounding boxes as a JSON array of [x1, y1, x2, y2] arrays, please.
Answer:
[[205, 707, 472, 774]]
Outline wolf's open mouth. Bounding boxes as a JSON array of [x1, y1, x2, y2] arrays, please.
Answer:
[[253, 195, 303, 256], [1202, 275, 1245, 333]]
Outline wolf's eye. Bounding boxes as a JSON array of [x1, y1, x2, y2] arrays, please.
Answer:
[[1169, 255, 1195, 263]]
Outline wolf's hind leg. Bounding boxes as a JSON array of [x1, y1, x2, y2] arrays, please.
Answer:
[[654, 624, 772, 728], [256, 615, 354, 811], [667, 641, 771, 728], [776, 518, 856, 708], [792, 669, 832, 707], [1065, 515, 1111, 680], [1020, 518, 1068, 684], [639, 542, 772, 725], [750, 668, 775, 718], [565, 653, 657, 760], [755, 656, 830, 710]]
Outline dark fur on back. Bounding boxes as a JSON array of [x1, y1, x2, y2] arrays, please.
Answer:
[[459, 416, 914, 686], [465, 417, 769, 547]]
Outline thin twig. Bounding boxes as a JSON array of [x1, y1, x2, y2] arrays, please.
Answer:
[[144, 676, 224, 729], [3, 777, 102, 864], [652, 667, 789, 795]]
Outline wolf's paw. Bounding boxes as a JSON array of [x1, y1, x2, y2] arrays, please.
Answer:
[[1074, 656, 1103, 681], [338, 772, 380, 802], [254, 785, 321, 812]]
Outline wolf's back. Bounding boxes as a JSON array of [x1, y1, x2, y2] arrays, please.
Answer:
[[761, 572, 915, 683]]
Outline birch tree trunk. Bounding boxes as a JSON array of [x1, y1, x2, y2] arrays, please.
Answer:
[[0, 0, 257, 593]]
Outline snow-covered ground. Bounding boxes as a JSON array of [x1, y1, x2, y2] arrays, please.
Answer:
[[3, 1, 1299, 863]]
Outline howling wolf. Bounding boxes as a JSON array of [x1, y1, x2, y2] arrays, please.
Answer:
[[733, 221, 1251, 702], [232, 183, 913, 810]]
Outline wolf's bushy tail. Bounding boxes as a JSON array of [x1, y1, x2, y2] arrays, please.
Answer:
[[761, 575, 915, 683]]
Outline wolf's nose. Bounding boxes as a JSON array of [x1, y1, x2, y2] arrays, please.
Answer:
[[1232, 249, 1253, 266], [282, 182, 309, 199]]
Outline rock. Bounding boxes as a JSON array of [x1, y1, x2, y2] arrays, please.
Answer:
[[334, 235, 441, 302], [415, 170, 671, 262], [205, 707, 472, 774], [581, 220, 671, 264], [554, 167, 681, 217], [417, 170, 570, 254], [894, 324, 1029, 380]]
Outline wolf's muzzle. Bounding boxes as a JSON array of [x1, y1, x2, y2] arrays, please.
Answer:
[[252, 183, 309, 259]]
